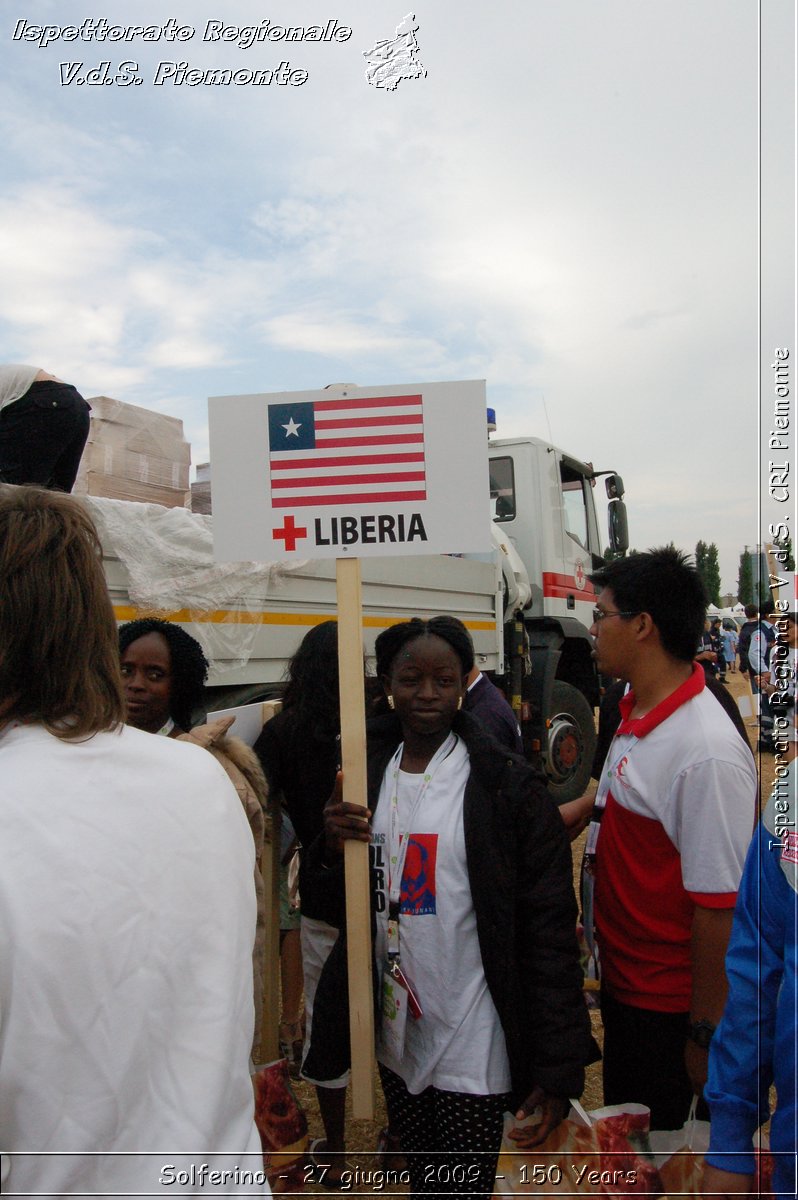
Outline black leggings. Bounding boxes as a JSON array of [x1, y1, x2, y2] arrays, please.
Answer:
[[379, 1063, 511, 1197]]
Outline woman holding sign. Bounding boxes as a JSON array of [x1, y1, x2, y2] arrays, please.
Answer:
[[311, 616, 596, 1197]]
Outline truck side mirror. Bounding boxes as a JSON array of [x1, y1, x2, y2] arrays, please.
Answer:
[[605, 473, 625, 500], [608, 498, 629, 554]]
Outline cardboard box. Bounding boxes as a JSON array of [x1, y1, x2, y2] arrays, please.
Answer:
[[85, 395, 191, 462], [76, 395, 192, 508], [80, 441, 190, 490], [73, 471, 191, 509]]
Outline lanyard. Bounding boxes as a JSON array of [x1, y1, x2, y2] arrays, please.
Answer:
[[581, 725, 637, 966], [385, 732, 458, 962], [584, 684, 633, 859], [584, 730, 636, 857]]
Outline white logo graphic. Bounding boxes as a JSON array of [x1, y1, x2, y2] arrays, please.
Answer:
[[363, 13, 426, 91]]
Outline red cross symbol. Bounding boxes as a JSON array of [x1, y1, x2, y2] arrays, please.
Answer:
[[273, 514, 308, 552]]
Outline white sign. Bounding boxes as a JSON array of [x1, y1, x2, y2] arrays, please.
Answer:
[[205, 701, 268, 747], [208, 380, 492, 562]]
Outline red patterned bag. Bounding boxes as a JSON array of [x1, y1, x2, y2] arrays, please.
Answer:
[[493, 1103, 664, 1196], [252, 1058, 308, 1193]]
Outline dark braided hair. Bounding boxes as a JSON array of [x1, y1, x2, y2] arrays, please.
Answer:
[[375, 616, 474, 681], [118, 618, 209, 732]]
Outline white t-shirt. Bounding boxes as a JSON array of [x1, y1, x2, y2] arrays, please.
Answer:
[[749, 621, 776, 674], [0, 722, 269, 1197], [0, 363, 40, 412], [371, 735, 511, 1096], [592, 665, 758, 1009]]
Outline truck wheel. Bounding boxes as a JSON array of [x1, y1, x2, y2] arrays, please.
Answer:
[[544, 681, 597, 805]]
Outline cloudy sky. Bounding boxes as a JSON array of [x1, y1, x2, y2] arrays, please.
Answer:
[[2, 0, 792, 592]]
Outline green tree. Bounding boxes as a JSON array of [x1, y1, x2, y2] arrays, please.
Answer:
[[755, 550, 771, 605], [773, 532, 795, 572], [737, 549, 754, 605], [704, 543, 721, 605], [695, 540, 720, 605]]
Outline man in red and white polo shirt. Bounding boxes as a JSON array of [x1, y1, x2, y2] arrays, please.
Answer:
[[583, 547, 757, 1130]]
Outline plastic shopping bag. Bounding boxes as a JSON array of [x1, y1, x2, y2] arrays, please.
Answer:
[[252, 1057, 309, 1193], [648, 1098, 776, 1198], [646, 1103, 709, 1198], [493, 1103, 664, 1196]]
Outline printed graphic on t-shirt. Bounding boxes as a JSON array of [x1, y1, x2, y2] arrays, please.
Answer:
[[371, 836, 387, 912], [400, 833, 438, 915], [782, 831, 798, 866], [614, 755, 630, 785]]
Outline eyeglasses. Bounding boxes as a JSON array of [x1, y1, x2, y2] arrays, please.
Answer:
[[592, 607, 640, 623]]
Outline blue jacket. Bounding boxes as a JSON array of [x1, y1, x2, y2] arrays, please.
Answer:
[[705, 758, 797, 1196]]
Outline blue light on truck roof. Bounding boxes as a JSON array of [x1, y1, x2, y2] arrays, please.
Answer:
[[487, 407, 497, 432]]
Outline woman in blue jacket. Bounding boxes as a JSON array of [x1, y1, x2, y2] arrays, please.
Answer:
[[703, 746, 797, 1197]]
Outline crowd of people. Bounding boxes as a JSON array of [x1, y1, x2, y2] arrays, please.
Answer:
[[0, 481, 795, 1198], [696, 601, 785, 758]]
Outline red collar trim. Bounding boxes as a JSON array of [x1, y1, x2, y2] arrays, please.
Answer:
[[617, 662, 705, 738]]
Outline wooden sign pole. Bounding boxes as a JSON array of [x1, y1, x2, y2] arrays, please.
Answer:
[[336, 556, 376, 1120]]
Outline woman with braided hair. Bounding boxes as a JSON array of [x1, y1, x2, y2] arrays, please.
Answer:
[[119, 617, 269, 1061], [309, 615, 596, 1198]]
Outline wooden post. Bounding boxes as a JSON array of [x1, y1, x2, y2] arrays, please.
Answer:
[[258, 699, 283, 1064], [336, 556, 376, 1119]]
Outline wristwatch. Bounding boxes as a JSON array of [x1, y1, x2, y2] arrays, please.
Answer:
[[687, 1019, 716, 1049]]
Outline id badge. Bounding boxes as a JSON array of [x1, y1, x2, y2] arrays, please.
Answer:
[[392, 962, 423, 1020], [380, 962, 409, 1058]]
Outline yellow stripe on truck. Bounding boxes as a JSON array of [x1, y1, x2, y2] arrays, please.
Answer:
[[113, 605, 496, 632]]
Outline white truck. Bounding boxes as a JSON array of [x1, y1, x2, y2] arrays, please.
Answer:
[[91, 421, 628, 803]]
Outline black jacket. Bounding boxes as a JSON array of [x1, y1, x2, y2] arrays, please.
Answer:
[[254, 708, 341, 924], [303, 710, 598, 1103]]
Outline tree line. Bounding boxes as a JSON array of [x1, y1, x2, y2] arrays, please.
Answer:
[[602, 536, 795, 608], [737, 536, 794, 607]]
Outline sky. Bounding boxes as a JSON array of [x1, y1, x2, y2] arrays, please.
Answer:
[[2, 0, 794, 594]]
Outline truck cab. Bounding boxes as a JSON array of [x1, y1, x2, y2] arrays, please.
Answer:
[[488, 436, 628, 801]]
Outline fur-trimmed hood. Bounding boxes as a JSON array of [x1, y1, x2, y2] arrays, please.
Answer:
[[178, 714, 270, 1060], [181, 716, 269, 823]]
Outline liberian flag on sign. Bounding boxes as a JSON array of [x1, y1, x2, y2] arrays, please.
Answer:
[[267, 394, 427, 508]]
